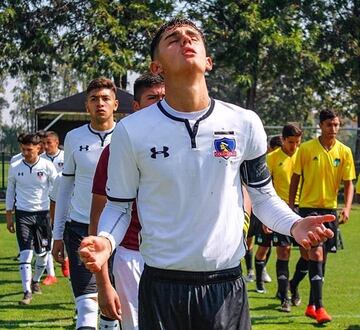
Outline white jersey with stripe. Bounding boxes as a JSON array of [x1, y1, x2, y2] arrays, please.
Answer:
[[60, 123, 114, 224], [41, 149, 64, 173], [10, 152, 23, 163], [6, 157, 57, 211], [103, 99, 300, 271]]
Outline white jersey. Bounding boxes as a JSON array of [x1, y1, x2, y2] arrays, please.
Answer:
[[41, 150, 64, 173], [61, 123, 114, 224], [105, 99, 299, 271], [10, 152, 23, 163], [6, 157, 57, 212], [49, 172, 62, 202]]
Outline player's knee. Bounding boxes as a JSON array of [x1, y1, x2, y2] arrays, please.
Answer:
[[34, 252, 48, 267], [19, 250, 33, 264], [75, 295, 98, 330]]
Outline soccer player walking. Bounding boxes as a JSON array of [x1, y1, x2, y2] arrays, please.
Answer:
[[52, 77, 118, 330], [80, 19, 334, 329], [288, 109, 355, 324], [6, 133, 57, 305]]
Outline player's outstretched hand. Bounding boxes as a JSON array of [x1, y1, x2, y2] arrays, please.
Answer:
[[79, 236, 111, 273], [291, 214, 335, 250]]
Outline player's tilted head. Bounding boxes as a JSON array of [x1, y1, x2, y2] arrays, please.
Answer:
[[86, 77, 117, 98], [150, 18, 206, 60]]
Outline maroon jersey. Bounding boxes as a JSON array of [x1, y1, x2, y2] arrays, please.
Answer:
[[92, 145, 140, 250]]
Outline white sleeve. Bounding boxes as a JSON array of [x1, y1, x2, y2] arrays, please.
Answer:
[[49, 173, 61, 201], [5, 165, 15, 211], [248, 182, 300, 236], [98, 200, 132, 253], [47, 161, 58, 192], [53, 175, 74, 240], [107, 122, 139, 201], [62, 133, 76, 176]]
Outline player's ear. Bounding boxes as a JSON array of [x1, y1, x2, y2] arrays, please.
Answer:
[[150, 60, 163, 75], [205, 56, 213, 72], [133, 101, 141, 112], [113, 99, 119, 113]]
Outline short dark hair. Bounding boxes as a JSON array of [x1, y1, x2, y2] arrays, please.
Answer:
[[45, 130, 59, 140], [133, 73, 164, 102], [86, 77, 117, 97], [319, 109, 339, 123], [282, 123, 302, 139], [269, 135, 283, 149], [21, 133, 41, 145], [150, 18, 206, 60], [17, 133, 26, 143]]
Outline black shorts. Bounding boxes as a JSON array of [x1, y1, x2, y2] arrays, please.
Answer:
[[255, 230, 292, 248], [139, 264, 251, 330], [15, 209, 52, 255], [247, 213, 262, 238], [64, 221, 97, 298], [299, 208, 338, 253]]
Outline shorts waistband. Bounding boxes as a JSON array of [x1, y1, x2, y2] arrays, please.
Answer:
[[143, 264, 242, 284]]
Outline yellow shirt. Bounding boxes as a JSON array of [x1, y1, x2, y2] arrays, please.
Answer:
[[356, 174, 360, 193], [267, 147, 299, 204], [293, 138, 355, 209]]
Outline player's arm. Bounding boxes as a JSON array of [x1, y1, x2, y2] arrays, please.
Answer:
[[5, 165, 16, 233], [288, 173, 301, 210], [53, 134, 75, 263], [96, 262, 122, 320], [340, 180, 354, 223]]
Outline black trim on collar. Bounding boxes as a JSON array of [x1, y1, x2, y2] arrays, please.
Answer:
[[62, 173, 75, 177], [157, 99, 215, 148], [22, 157, 40, 174], [45, 150, 62, 162], [87, 124, 115, 147]]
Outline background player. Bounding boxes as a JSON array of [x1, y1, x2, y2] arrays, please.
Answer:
[[90, 73, 165, 329], [254, 124, 302, 312], [289, 109, 355, 323], [6, 133, 57, 305], [52, 77, 118, 330]]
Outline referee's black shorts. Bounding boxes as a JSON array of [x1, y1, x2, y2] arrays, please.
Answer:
[[139, 264, 251, 330]]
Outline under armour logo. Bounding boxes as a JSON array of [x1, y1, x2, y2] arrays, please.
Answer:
[[150, 146, 169, 159], [18, 172, 24, 176], [79, 145, 89, 151]]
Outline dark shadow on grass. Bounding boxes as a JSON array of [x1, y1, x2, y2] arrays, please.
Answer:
[[0, 279, 20, 285], [0, 316, 75, 329], [0, 301, 74, 311], [0, 290, 23, 300], [346, 326, 360, 330]]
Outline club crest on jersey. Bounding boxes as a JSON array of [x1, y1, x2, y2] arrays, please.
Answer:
[[214, 138, 237, 159], [58, 162, 64, 168], [37, 171, 44, 177], [333, 158, 341, 167]]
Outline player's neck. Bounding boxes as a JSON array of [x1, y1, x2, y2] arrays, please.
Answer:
[[24, 155, 39, 165], [164, 77, 209, 112], [47, 149, 59, 156], [319, 136, 336, 150], [90, 119, 115, 131]]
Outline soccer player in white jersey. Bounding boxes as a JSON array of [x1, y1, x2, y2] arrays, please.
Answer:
[[79, 19, 334, 329], [42, 131, 64, 173], [41, 130, 64, 286], [6, 133, 57, 305], [52, 77, 118, 330]]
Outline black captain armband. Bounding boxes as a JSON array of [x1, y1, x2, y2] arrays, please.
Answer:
[[240, 153, 271, 188]]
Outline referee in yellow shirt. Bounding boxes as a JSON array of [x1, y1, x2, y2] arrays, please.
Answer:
[[289, 109, 355, 324]]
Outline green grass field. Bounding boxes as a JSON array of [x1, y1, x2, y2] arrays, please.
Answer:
[[0, 202, 359, 329]]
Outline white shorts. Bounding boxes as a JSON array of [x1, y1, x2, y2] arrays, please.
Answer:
[[113, 246, 144, 330]]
